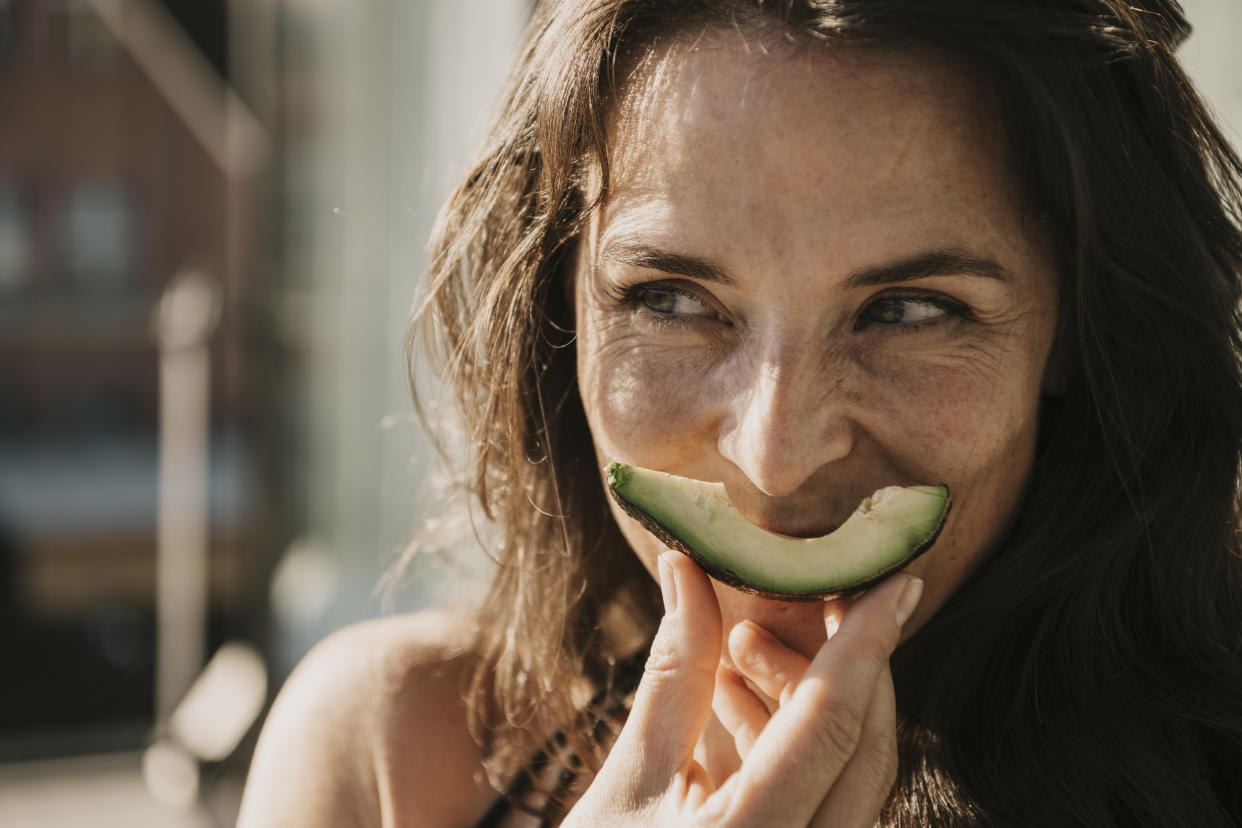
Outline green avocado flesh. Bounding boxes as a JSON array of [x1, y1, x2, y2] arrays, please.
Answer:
[[606, 462, 950, 601]]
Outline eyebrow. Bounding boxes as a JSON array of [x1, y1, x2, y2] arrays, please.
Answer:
[[599, 242, 739, 287], [599, 241, 1011, 288], [843, 249, 1011, 288]]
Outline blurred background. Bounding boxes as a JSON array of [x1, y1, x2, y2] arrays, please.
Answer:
[[0, 1, 1237, 825]]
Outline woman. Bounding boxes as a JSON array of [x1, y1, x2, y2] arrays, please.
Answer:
[[239, 0, 1242, 825]]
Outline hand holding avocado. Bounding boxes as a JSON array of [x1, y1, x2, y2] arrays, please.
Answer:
[[563, 551, 923, 827]]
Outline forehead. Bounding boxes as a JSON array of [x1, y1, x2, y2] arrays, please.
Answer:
[[596, 32, 1034, 275], [607, 30, 1006, 174]]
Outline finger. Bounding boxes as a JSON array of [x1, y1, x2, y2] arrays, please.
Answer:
[[712, 665, 769, 759], [606, 550, 722, 796], [810, 661, 899, 828], [727, 620, 810, 707], [719, 574, 922, 825]]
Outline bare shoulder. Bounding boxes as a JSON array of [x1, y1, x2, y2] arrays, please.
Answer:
[[237, 610, 497, 828]]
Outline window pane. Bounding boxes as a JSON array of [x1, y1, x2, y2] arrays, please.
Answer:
[[0, 181, 32, 294], [59, 182, 139, 296]]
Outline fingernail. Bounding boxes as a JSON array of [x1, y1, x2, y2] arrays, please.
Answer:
[[658, 551, 678, 613], [895, 577, 924, 627], [824, 612, 841, 640]]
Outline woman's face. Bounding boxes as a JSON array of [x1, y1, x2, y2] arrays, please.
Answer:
[[575, 34, 1063, 658]]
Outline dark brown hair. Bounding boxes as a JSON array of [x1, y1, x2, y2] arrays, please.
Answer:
[[409, 0, 1242, 823]]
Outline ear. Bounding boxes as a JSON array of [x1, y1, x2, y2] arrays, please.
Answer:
[[1040, 320, 1075, 396]]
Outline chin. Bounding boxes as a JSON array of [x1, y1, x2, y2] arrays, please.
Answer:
[[713, 584, 850, 662]]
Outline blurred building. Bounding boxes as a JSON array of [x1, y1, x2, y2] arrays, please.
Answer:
[[0, 0, 529, 824], [0, 0, 262, 761]]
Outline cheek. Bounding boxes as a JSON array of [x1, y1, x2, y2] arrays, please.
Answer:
[[871, 351, 1046, 598], [860, 334, 1047, 475], [577, 316, 722, 470]]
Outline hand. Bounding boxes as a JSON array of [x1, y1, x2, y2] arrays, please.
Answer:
[[563, 550, 923, 827]]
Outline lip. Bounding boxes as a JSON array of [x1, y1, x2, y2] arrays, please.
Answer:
[[728, 482, 924, 540], [724, 490, 858, 539], [732, 498, 862, 539], [754, 519, 843, 539]]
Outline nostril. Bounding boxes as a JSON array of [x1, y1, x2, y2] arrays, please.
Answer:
[[718, 432, 804, 499], [718, 413, 856, 501], [716, 356, 858, 499]]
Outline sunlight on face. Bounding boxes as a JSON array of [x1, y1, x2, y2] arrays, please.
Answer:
[[575, 32, 1062, 658]]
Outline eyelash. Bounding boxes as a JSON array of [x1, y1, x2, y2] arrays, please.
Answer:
[[854, 293, 976, 332], [607, 278, 975, 332], [608, 279, 726, 328]]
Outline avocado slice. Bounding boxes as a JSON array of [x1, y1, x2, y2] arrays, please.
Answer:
[[606, 462, 950, 601]]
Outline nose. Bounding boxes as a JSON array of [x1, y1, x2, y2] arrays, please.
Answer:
[[717, 352, 856, 498]]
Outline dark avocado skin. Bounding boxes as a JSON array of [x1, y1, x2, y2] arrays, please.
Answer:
[[606, 475, 951, 603]]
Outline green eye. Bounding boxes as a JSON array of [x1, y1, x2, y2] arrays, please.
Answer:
[[639, 286, 710, 316], [863, 296, 953, 325]]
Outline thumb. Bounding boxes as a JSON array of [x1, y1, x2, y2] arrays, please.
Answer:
[[609, 551, 721, 789]]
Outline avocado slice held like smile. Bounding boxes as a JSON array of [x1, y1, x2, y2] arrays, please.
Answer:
[[606, 462, 950, 602]]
